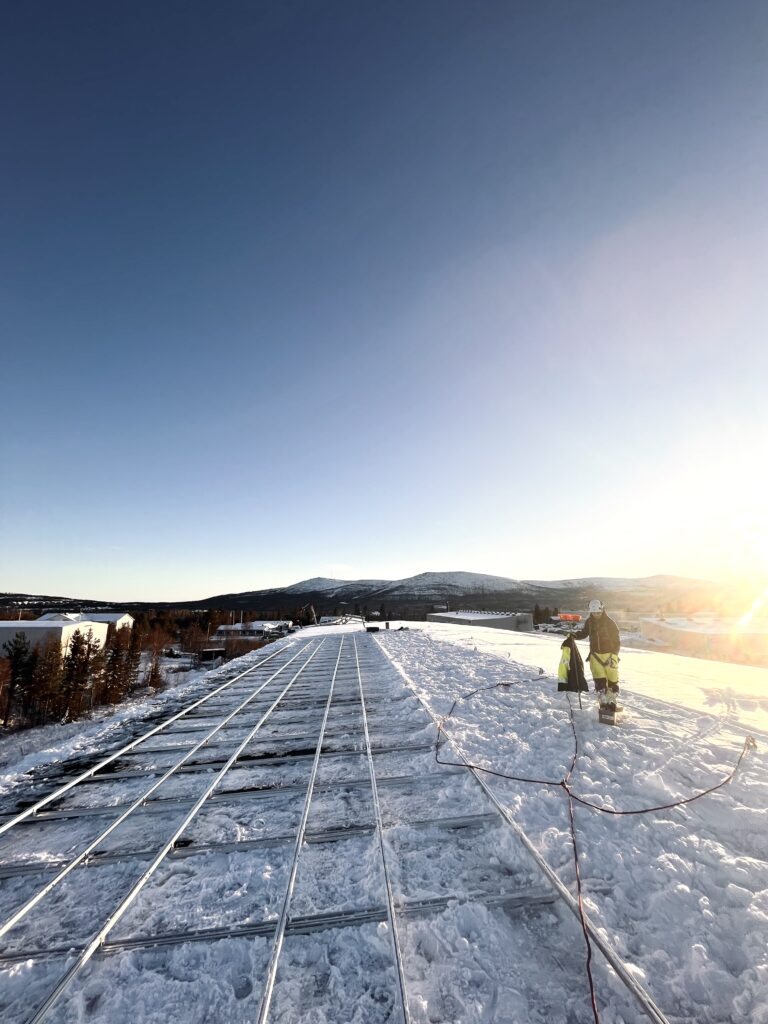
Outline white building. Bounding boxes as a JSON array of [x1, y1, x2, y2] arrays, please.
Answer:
[[0, 619, 110, 654], [426, 610, 534, 632], [211, 620, 292, 641], [37, 611, 134, 631]]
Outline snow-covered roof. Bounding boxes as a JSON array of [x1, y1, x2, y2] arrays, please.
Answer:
[[37, 611, 133, 624], [81, 612, 133, 624], [215, 620, 291, 633], [0, 620, 101, 630], [431, 610, 520, 620]]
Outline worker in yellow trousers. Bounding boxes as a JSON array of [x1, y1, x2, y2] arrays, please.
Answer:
[[572, 599, 620, 716]]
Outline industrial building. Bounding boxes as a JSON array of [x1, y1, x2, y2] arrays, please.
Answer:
[[0, 619, 110, 653], [211, 620, 292, 641], [37, 611, 134, 630], [426, 610, 534, 631]]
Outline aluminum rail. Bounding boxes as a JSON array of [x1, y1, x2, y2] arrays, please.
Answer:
[[375, 638, 673, 1024], [0, 813, 499, 880], [0, 641, 317, 941], [26, 638, 327, 1024], [0, 642, 293, 836], [256, 636, 345, 1024], [0, 885, 558, 964], [68, 741, 430, 780], [0, 767, 466, 825], [353, 635, 411, 1024]]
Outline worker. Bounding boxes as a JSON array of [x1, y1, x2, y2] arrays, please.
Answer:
[[572, 599, 620, 714]]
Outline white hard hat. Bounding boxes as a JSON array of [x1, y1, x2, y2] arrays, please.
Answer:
[[588, 599, 604, 614]]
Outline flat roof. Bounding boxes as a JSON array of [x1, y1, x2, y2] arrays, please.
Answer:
[[430, 610, 520, 620], [0, 620, 104, 629]]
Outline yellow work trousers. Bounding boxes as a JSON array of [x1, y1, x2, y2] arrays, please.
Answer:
[[589, 652, 619, 704]]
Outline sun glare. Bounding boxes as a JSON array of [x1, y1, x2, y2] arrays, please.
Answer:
[[737, 587, 768, 630]]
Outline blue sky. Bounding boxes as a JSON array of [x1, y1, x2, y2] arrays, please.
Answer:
[[2, 1, 767, 601]]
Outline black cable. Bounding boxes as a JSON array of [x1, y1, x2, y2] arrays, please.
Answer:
[[566, 786, 600, 1023], [564, 734, 756, 816], [434, 679, 756, 1024]]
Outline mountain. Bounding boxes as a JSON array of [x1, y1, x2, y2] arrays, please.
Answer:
[[1, 572, 730, 616]]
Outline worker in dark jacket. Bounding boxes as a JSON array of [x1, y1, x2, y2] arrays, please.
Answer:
[[573, 599, 620, 711]]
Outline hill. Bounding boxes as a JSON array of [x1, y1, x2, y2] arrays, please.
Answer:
[[0, 572, 730, 618]]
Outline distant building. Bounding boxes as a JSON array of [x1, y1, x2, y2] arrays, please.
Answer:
[[199, 647, 226, 663], [0, 619, 109, 653], [426, 610, 534, 632], [37, 611, 134, 631], [211, 620, 291, 641]]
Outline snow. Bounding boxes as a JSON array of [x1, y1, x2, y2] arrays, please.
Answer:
[[524, 574, 706, 592], [270, 571, 713, 601], [1, 623, 766, 1022], [0, 653, 265, 791], [280, 577, 388, 595], [413, 620, 768, 736], [427, 610, 518, 621], [371, 572, 527, 596], [0, 620, 94, 630], [377, 626, 768, 1023]]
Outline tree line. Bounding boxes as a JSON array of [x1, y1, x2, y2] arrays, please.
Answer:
[[1, 625, 143, 728], [532, 604, 560, 624], [0, 604, 319, 731]]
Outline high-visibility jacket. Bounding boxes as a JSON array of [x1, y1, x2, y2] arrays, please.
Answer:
[[557, 635, 588, 692]]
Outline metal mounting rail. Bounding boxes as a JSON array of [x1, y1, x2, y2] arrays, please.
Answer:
[[133, 720, 426, 756], [0, 885, 557, 965], [25, 639, 327, 1024], [0, 767, 467, 826], [375, 637, 673, 1024], [354, 635, 411, 1024], [65, 741, 432, 782], [256, 636, 344, 1023], [0, 642, 296, 836], [181, 691, 410, 715], [0, 813, 499, 880], [0, 641, 317, 942]]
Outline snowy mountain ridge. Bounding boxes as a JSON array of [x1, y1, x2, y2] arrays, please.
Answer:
[[273, 570, 712, 599], [1, 572, 722, 613]]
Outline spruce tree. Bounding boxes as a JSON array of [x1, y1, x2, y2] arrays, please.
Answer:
[[60, 629, 99, 722], [2, 633, 34, 727], [31, 638, 63, 724]]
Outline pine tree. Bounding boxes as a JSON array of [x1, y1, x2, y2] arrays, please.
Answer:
[[127, 627, 142, 691], [2, 633, 34, 727], [30, 638, 64, 724], [60, 629, 99, 722], [101, 626, 133, 704]]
